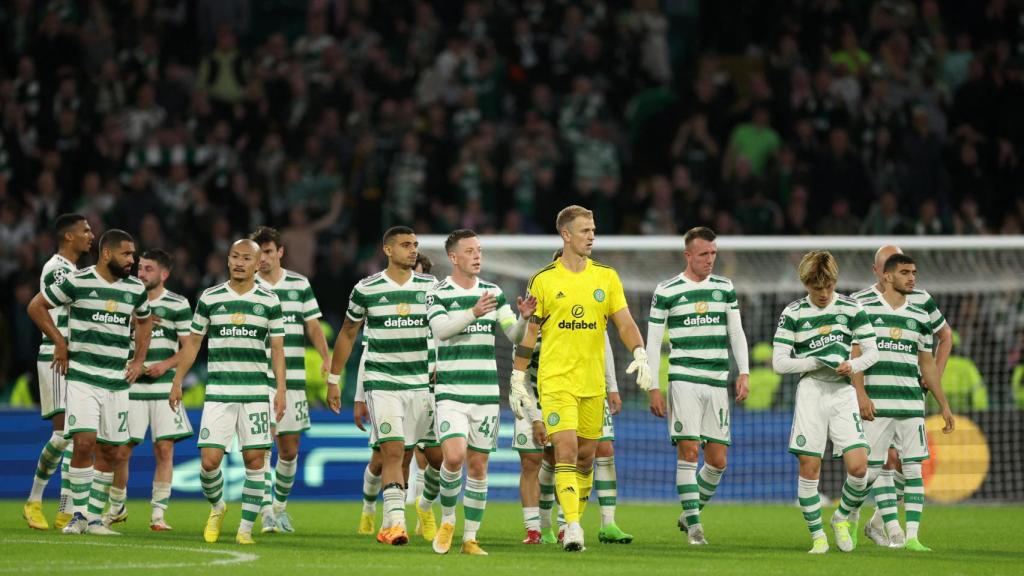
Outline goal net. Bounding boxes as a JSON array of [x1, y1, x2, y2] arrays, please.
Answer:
[[418, 235, 1024, 504]]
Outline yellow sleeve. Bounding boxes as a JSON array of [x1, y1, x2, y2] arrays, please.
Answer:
[[529, 271, 546, 320], [607, 268, 627, 315]]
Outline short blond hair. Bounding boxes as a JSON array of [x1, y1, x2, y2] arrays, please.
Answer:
[[556, 205, 594, 233], [798, 250, 839, 287]]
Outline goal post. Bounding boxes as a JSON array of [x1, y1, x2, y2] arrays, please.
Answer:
[[418, 235, 1024, 503]]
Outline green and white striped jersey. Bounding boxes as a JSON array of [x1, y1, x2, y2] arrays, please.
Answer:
[[257, 270, 323, 391], [427, 277, 516, 404], [857, 296, 933, 418], [773, 294, 875, 384], [347, 271, 436, 392], [42, 266, 151, 391], [37, 254, 76, 363], [850, 285, 947, 335], [191, 283, 284, 402], [129, 290, 191, 400], [648, 273, 739, 388]]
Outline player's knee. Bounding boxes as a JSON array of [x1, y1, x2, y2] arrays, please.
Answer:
[[595, 441, 614, 458], [152, 441, 172, 462], [705, 453, 727, 470], [467, 458, 487, 478], [444, 452, 466, 471], [848, 462, 867, 478], [798, 458, 821, 479], [520, 455, 541, 475], [201, 454, 222, 471]]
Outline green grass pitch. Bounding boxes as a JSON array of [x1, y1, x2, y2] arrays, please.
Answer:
[[2, 500, 1021, 575]]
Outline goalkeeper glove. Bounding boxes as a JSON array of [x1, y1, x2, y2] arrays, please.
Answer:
[[509, 370, 529, 420], [626, 347, 653, 391]]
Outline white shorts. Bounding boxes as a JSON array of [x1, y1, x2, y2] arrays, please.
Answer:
[[436, 400, 500, 453], [512, 413, 544, 452], [273, 389, 311, 436], [365, 389, 435, 449], [599, 399, 615, 442], [128, 399, 193, 444], [38, 361, 67, 419], [198, 401, 273, 452], [65, 381, 129, 445], [669, 381, 731, 445], [865, 416, 929, 465], [789, 379, 869, 458]]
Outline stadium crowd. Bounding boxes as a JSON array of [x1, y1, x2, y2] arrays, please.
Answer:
[[2, 0, 1024, 399]]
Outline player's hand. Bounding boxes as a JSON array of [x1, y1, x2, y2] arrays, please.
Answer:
[[648, 389, 666, 418], [531, 420, 547, 446], [326, 383, 341, 414], [607, 392, 622, 415], [125, 360, 145, 384], [941, 406, 955, 433], [836, 361, 853, 376], [273, 390, 286, 422], [735, 374, 750, 402], [353, 401, 369, 431], [145, 360, 171, 378], [472, 291, 498, 317], [52, 340, 68, 375], [626, 347, 653, 390], [516, 294, 537, 318], [509, 369, 529, 420], [857, 389, 875, 421], [169, 382, 182, 412]]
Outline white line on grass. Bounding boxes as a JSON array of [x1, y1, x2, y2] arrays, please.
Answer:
[[2, 538, 258, 572]]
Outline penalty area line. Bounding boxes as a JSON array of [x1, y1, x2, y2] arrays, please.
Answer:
[[2, 538, 258, 571]]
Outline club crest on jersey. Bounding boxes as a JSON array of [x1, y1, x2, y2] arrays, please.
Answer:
[[253, 304, 265, 315], [154, 307, 165, 317], [571, 305, 585, 318], [712, 290, 723, 301], [288, 290, 299, 301], [906, 318, 918, 330], [836, 315, 848, 325], [593, 289, 605, 302], [416, 292, 426, 303], [818, 325, 832, 335], [397, 302, 412, 316], [105, 299, 118, 312], [231, 312, 246, 325], [123, 293, 133, 304], [695, 301, 709, 314], [890, 327, 903, 340]]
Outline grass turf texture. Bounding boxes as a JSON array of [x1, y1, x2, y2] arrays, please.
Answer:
[[2, 501, 1021, 575]]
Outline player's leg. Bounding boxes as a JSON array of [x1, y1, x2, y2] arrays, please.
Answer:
[[104, 444, 132, 526], [868, 446, 901, 537], [432, 400, 468, 554], [697, 386, 731, 515], [83, 388, 130, 535], [416, 444, 441, 534], [790, 380, 828, 553], [828, 388, 870, 552], [197, 401, 236, 543], [857, 417, 894, 547], [458, 403, 498, 555], [149, 439, 174, 530], [25, 363, 70, 530], [365, 389, 410, 544], [271, 432, 300, 533], [539, 447, 558, 543], [544, 392, 582, 549], [413, 446, 428, 500], [594, 398, 631, 544], [574, 395, 603, 519], [518, 450, 543, 543], [670, 381, 705, 540], [359, 447, 383, 534], [235, 401, 274, 544], [54, 412, 76, 528], [898, 418, 931, 551]]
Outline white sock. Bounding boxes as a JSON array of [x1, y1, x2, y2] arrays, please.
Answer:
[[362, 465, 382, 515], [151, 481, 171, 521], [523, 506, 540, 532]]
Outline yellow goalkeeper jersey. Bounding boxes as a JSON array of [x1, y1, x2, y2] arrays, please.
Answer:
[[528, 257, 628, 398]]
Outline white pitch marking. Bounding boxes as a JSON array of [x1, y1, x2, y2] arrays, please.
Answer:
[[2, 538, 258, 572]]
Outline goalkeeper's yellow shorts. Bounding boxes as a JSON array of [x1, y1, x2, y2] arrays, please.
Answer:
[[540, 389, 605, 440]]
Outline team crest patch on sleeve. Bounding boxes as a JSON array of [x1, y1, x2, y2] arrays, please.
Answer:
[[547, 412, 560, 426]]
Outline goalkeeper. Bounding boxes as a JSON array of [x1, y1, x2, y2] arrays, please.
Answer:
[[509, 205, 652, 552]]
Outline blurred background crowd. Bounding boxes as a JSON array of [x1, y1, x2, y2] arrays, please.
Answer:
[[2, 0, 1024, 401]]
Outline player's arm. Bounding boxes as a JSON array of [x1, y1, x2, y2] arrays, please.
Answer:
[[610, 304, 653, 392], [169, 333, 204, 410], [726, 306, 750, 402], [772, 308, 820, 374], [509, 317, 539, 419], [147, 305, 193, 378], [919, 349, 954, 433], [604, 332, 622, 414], [128, 312, 153, 384], [27, 292, 65, 372], [428, 287, 495, 340], [326, 316, 362, 412], [305, 318, 331, 378], [497, 291, 536, 344], [931, 323, 953, 382], [840, 307, 878, 375], [270, 334, 287, 421], [849, 344, 875, 420], [644, 297, 667, 417]]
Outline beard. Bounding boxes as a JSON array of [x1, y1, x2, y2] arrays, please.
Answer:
[[107, 259, 129, 279], [142, 277, 160, 290], [894, 283, 913, 295]]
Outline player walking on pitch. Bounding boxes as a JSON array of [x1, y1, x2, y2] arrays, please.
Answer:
[[24, 214, 94, 531], [645, 227, 750, 545], [252, 226, 332, 533], [107, 249, 194, 530], [423, 229, 535, 555], [27, 229, 153, 535], [772, 251, 878, 554], [509, 205, 653, 552], [170, 239, 287, 545], [847, 253, 955, 551]]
